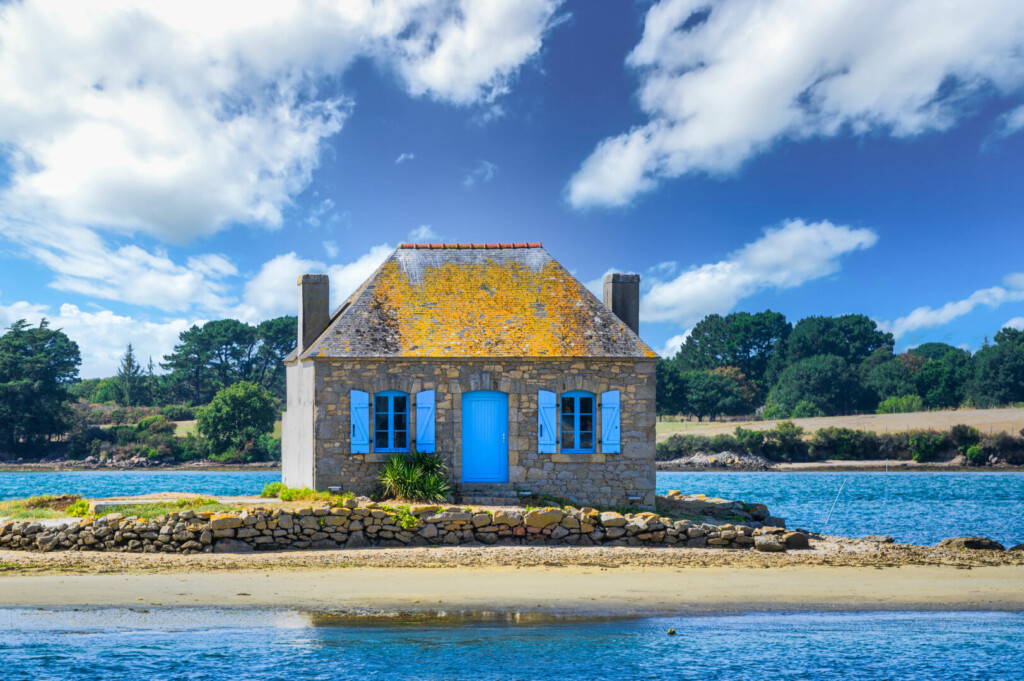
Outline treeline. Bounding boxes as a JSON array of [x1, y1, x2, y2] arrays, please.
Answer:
[[69, 316, 295, 407], [658, 311, 1024, 420], [658, 422, 1024, 466], [0, 316, 295, 461]]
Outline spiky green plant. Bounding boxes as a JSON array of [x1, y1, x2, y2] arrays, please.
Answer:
[[379, 450, 452, 502]]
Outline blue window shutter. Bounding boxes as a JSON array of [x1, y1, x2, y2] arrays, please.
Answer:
[[538, 390, 557, 453], [350, 389, 369, 454], [601, 390, 621, 454], [416, 389, 435, 453]]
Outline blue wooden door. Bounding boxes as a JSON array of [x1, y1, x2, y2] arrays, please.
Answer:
[[461, 391, 508, 482]]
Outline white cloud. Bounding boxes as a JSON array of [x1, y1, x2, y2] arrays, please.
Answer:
[[0, 300, 196, 378], [305, 198, 338, 228], [322, 240, 339, 258], [568, 0, 1024, 208], [408, 225, 440, 241], [0, 0, 562, 305], [1005, 317, 1024, 330], [659, 332, 689, 358], [881, 273, 1024, 339], [641, 219, 877, 326], [233, 244, 393, 322], [997, 105, 1024, 136], [397, 0, 563, 105], [395, 152, 416, 164], [463, 160, 498, 187]]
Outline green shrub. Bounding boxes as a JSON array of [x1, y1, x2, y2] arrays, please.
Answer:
[[963, 444, 987, 466], [160, 404, 195, 421], [950, 424, 981, 450], [273, 485, 352, 505], [809, 427, 880, 460], [876, 394, 924, 414], [707, 433, 741, 452], [197, 382, 278, 455], [67, 499, 91, 517], [656, 434, 710, 460], [790, 400, 825, 418], [734, 427, 765, 456], [762, 421, 808, 461], [261, 482, 285, 498], [908, 430, 949, 462], [379, 450, 452, 502]]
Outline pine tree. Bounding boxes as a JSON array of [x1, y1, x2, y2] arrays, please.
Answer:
[[116, 343, 144, 406]]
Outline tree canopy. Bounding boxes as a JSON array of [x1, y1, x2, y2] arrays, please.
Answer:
[[0, 319, 81, 451]]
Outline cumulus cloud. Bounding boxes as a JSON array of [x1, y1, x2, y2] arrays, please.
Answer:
[[463, 160, 498, 187], [408, 225, 440, 241], [233, 244, 393, 322], [641, 219, 877, 326], [0, 300, 197, 378], [997, 105, 1024, 137], [0, 0, 562, 309], [1005, 317, 1024, 330], [880, 273, 1024, 339], [568, 0, 1024, 208]]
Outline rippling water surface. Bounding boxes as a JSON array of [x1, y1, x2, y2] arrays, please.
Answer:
[[0, 608, 1021, 681], [2, 470, 1022, 545]]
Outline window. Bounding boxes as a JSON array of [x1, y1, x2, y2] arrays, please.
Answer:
[[560, 390, 595, 453], [374, 391, 409, 452]]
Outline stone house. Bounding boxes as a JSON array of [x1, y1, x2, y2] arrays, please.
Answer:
[[281, 242, 658, 506]]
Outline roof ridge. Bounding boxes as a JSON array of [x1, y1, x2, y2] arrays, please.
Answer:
[[398, 242, 542, 249]]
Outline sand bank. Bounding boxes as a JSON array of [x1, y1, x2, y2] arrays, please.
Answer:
[[0, 564, 1022, 614]]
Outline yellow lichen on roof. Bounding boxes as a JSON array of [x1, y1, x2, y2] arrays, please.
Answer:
[[371, 259, 608, 357]]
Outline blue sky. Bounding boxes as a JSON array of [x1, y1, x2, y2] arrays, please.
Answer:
[[1, 0, 1023, 376]]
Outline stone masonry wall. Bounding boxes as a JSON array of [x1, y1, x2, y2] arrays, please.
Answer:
[[306, 357, 657, 507], [0, 501, 806, 554]]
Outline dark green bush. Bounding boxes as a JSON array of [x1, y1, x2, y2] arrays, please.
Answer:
[[950, 424, 981, 450], [734, 427, 765, 456], [908, 430, 950, 462], [160, 404, 195, 421], [790, 400, 825, 418], [708, 433, 741, 452], [656, 434, 711, 460], [809, 427, 880, 460], [763, 421, 808, 461]]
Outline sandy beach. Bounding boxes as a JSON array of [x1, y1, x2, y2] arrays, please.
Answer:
[[2, 543, 1022, 615]]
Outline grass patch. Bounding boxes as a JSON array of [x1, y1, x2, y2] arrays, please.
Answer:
[[0, 494, 83, 520], [94, 497, 233, 519], [261, 483, 353, 506]]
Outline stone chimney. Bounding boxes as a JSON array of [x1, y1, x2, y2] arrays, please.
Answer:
[[603, 272, 640, 335], [297, 274, 330, 353]]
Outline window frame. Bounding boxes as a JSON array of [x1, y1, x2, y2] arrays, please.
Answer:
[[559, 390, 596, 454], [373, 390, 410, 453]]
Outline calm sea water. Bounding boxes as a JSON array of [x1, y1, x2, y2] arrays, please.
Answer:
[[1, 470, 1022, 546], [0, 608, 1021, 681]]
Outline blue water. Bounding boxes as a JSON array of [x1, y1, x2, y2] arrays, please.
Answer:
[[0, 608, 1021, 681], [2, 470, 1022, 546], [0, 470, 279, 500], [658, 471, 1024, 547]]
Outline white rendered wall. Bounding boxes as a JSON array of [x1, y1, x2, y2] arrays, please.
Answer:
[[281, 361, 315, 488]]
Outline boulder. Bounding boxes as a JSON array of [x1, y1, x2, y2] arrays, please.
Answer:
[[782, 531, 810, 550], [345, 530, 369, 549], [754, 535, 786, 552], [1008, 544, 1024, 552], [492, 510, 522, 526], [936, 537, 1005, 551], [599, 511, 626, 527], [212, 538, 254, 553], [524, 508, 563, 528], [862, 535, 895, 544]]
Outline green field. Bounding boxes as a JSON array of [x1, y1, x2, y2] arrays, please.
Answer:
[[656, 407, 1024, 441]]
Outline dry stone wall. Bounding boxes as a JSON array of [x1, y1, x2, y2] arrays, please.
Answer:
[[0, 498, 809, 554], [308, 357, 657, 507]]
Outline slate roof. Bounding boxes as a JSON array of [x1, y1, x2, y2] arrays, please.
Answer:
[[298, 243, 657, 359]]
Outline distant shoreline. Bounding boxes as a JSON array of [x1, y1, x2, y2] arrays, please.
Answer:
[[0, 463, 280, 473], [658, 461, 1024, 473]]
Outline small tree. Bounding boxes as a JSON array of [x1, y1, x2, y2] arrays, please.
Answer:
[[197, 381, 277, 455], [116, 344, 144, 406]]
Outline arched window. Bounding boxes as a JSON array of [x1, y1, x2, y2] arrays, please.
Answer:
[[374, 390, 409, 452], [560, 390, 595, 453]]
